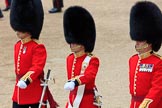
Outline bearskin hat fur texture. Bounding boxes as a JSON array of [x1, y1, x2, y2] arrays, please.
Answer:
[[63, 6, 96, 52], [130, 1, 162, 52], [10, 0, 44, 39]]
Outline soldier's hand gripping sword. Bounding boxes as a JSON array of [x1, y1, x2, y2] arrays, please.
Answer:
[[39, 69, 51, 108]]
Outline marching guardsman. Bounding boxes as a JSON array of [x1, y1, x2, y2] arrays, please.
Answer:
[[48, 0, 63, 13], [129, 1, 162, 108], [63, 6, 101, 108], [10, 0, 58, 108]]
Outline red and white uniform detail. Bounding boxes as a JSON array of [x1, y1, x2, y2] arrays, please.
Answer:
[[129, 53, 162, 108], [65, 53, 99, 108], [12, 39, 47, 105]]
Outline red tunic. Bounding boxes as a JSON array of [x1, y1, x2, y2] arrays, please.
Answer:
[[129, 53, 162, 108], [65, 53, 99, 108], [12, 39, 47, 105]]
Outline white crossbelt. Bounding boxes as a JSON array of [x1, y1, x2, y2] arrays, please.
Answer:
[[68, 56, 91, 108]]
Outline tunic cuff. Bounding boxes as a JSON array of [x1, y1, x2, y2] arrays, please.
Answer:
[[21, 71, 34, 83], [139, 98, 153, 108]]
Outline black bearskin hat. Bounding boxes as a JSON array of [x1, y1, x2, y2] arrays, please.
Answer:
[[130, 1, 162, 52], [10, 0, 44, 39], [63, 6, 96, 52]]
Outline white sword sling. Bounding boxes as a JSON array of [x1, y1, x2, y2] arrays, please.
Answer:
[[68, 55, 91, 108]]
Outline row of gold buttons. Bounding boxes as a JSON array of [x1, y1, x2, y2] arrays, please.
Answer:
[[17, 44, 23, 74], [133, 56, 141, 95], [71, 56, 77, 78]]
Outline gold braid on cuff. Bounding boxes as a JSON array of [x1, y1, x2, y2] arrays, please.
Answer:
[[21, 71, 34, 83], [139, 98, 153, 108]]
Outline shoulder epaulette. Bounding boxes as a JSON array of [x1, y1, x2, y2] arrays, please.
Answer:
[[87, 53, 98, 59], [87, 53, 94, 57], [33, 39, 41, 44], [16, 40, 21, 44], [153, 53, 162, 59], [69, 53, 73, 56], [131, 54, 138, 58]]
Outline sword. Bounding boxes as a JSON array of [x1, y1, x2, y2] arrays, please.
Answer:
[[39, 69, 51, 108], [93, 87, 102, 108]]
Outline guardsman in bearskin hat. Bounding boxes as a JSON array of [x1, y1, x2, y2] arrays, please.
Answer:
[[129, 1, 162, 108], [63, 6, 102, 108], [10, 0, 58, 108]]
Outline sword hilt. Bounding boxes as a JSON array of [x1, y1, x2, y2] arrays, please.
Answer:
[[46, 69, 51, 80]]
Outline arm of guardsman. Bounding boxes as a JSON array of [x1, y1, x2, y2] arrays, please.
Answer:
[[139, 60, 162, 108], [71, 56, 99, 87], [18, 41, 47, 88]]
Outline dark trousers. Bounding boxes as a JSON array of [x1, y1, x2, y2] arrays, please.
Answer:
[[8, 0, 12, 5], [0, 9, 3, 17], [52, 0, 63, 8], [12, 102, 47, 108], [13, 102, 39, 108]]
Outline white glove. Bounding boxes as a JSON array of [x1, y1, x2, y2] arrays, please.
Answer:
[[64, 81, 75, 91], [17, 80, 27, 89]]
